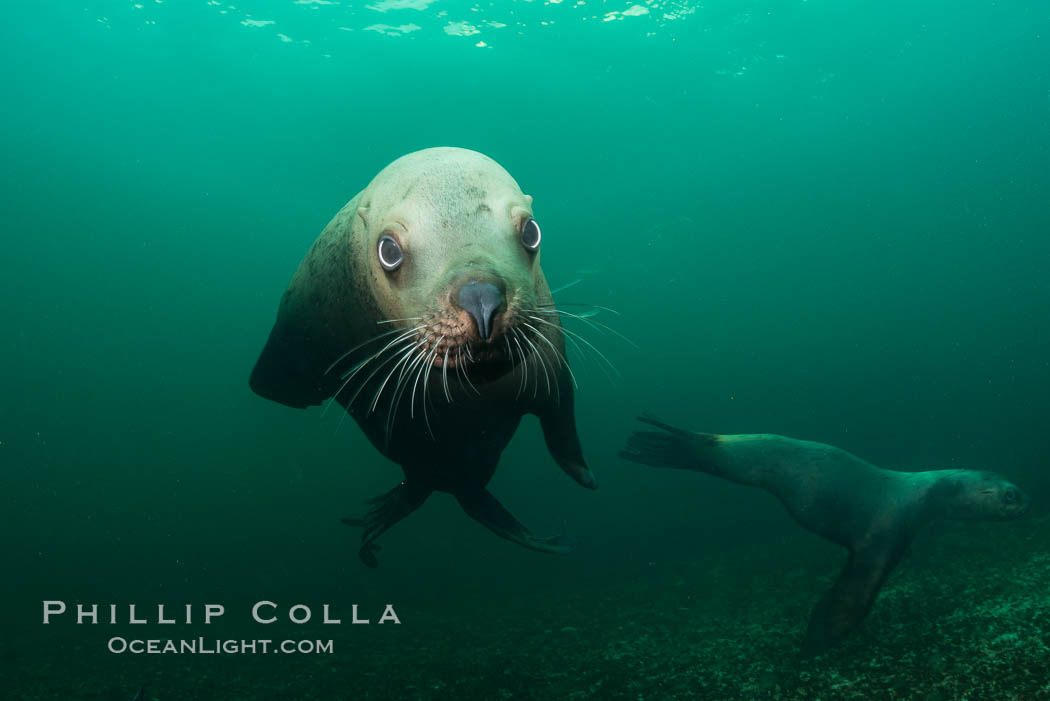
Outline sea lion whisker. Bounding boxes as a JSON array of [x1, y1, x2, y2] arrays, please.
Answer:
[[420, 336, 444, 427], [520, 321, 576, 392], [518, 321, 562, 371], [528, 335, 542, 398], [509, 329, 525, 399], [454, 346, 469, 393], [531, 307, 612, 342], [519, 329, 551, 398], [380, 345, 422, 432], [343, 342, 417, 405], [383, 351, 420, 440], [324, 329, 422, 418], [385, 343, 431, 438], [510, 329, 528, 399], [528, 315, 620, 380], [407, 344, 440, 438], [513, 328, 539, 399], [424, 346, 445, 432], [524, 325, 561, 403], [377, 316, 424, 325], [538, 317, 615, 384], [530, 308, 638, 349], [454, 346, 466, 392], [508, 329, 525, 396], [334, 340, 419, 434], [526, 315, 590, 372], [324, 326, 412, 376], [536, 302, 622, 316], [371, 348, 415, 419], [393, 339, 431, 403], [527, 314, 585, 359], [368, 338, 429, 415], [506, 330, 519, 397], [441, 348, 452, 403], [324, 328, 422, 422], [395, 335, 430, 386], [459, 346, 481, 396], [335, 325, 424, 381], [409, 343, 435, 422], [512, 329, 537, 398]]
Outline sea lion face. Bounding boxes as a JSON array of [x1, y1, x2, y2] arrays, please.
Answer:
[[353, 148, 552, 383], [956, 471, 1030, 521]]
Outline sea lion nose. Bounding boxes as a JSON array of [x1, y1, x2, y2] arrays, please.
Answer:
[[457, 280, 503, 341]]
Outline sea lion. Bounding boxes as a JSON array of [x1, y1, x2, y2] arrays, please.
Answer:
[[619, 417, 1029, 655], [250, 147, 595, 567]]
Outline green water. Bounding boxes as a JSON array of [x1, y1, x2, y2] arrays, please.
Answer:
[[3, 1, 1049, 699]]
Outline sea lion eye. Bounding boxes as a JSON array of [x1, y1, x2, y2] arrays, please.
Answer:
[[1004, 488, 1017, 503], [521, 217, 541, 251], [377, 235, 403, 271]]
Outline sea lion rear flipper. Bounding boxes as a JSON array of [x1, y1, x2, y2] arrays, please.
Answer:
[[802, 542, 906, 657], [455, 488, 576, 554], [538, 385, 597, 489], [342, 481, 432, 568], [619, 416, 720, 471]]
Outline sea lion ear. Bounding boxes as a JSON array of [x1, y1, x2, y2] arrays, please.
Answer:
[[524, 194, 533, 206], [357, 207, 369, 225]]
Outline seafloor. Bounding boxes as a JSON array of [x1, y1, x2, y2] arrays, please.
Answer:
[[8, 516, 1049, 700]]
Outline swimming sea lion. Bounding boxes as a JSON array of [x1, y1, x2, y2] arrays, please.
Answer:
[[250, 147, 595, 567], [619, 417, 1029, 655]]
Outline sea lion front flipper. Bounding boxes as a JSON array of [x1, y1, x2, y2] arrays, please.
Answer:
[[802, 541, 907, 657], [342, 481, 432, 568], [455, 488, 576, 554], [250, 195, 369, 410], [537, 384, 597, 489]]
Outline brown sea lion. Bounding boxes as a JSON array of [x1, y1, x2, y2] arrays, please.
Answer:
[[251, 147, 595, 567], [620, 417, 1029, 655]]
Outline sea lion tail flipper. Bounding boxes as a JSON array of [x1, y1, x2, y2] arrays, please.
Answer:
[[802, 543, 903, 657], [619, 415, 719, 470], [455, 488, 576, 554], [635, 414, 694, 436], [342, 481, 432, 568]]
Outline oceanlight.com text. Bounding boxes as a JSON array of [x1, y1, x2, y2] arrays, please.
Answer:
[[107, 637, 335, 655]]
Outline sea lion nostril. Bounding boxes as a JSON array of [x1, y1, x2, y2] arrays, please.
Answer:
[[457, 280, 503, 341]]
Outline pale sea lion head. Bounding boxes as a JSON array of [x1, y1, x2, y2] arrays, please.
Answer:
[[945, 470, 1030, 521], [351, 147, 554, 383]]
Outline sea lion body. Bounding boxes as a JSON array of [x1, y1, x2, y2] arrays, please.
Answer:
[[251, 148, 594, 566], [621, 418, 1029, 655]]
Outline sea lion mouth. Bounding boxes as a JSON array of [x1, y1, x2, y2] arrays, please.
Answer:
[[408, 283, 543, 376], [415, 311, 525, 376], [323, 298, 583, 423]]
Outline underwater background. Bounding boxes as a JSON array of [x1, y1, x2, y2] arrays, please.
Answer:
[[3, 0, 1049, 698]]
